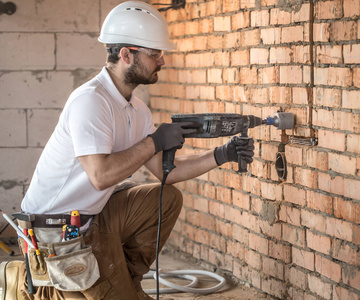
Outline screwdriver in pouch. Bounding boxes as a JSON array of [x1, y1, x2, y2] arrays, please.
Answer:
[[71, 210, 81, 228]]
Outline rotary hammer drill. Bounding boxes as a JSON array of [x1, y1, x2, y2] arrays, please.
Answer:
[[162, 112, 294, 174]]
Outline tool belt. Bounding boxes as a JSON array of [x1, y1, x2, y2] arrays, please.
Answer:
[[17, 214, 100, 292], [31, 214, 93, 228]]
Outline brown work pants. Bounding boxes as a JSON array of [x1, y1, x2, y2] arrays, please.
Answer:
[[18, 183, 183, 300]]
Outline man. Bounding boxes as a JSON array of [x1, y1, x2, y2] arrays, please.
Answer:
[[2, 1, 254, 299]]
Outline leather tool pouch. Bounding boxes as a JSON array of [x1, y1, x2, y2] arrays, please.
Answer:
[[25, 236, 100, 291]]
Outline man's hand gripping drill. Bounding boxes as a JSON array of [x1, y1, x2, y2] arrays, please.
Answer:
[[148, 122, 200, 174]]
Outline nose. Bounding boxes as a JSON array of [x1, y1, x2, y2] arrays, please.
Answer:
[[157, 56, 165, 66]]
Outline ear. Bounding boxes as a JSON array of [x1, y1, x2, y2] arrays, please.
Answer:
[[119, 47, 132, 64]]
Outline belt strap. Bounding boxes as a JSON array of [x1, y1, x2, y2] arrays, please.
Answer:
[[31, 214, 93, 228]]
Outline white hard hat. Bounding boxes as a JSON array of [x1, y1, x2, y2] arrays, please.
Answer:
[[98, 1, 176, 51]]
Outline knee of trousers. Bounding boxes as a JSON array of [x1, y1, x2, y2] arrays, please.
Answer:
[[161, 185, 183, 212]]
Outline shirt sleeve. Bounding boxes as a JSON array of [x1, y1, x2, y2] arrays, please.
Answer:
[[66, 92, 114, 157]]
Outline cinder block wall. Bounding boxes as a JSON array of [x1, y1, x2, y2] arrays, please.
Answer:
[[148, 0, 360, 299], [0, 0, 148, 235]]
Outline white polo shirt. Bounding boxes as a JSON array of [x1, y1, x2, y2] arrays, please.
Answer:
[[21, 67, 155, 215]]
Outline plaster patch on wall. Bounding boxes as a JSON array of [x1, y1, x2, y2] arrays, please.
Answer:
[[72, 69, 98, 89], [278, 0, 303, 13], [0, 180, 18, 190]]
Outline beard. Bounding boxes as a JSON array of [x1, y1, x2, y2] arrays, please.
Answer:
[[124, 57, 161, 86]]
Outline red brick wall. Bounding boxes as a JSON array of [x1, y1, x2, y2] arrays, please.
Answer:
[[149, 0, 360, 299]]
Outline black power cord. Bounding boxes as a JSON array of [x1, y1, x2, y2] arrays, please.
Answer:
[[155, 172, 169, 300]]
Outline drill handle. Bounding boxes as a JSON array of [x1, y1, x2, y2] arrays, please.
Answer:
[[162, 147, 178, 175], [236, 130, 250, 174]]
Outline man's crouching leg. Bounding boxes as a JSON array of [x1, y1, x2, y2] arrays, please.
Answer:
[[122, 184, 183, 295]]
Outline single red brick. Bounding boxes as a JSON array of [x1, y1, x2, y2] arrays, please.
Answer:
[[231, 11, 250, 30], [318, 172, 344, 196], [251, 10, 269, 27], [301, 209, 326, 232], [307, 190, 333, 214], [344, 0, 360, 18], [305, 148, 329, 171], [307, 229, 331, 255], [344, 44, 360, 64], [313, 23, 330, 42], [342, 266, 360, 290], [343, 90, 360, 110], [262, 277, 287, 299], [223, 67, 240, 84], [250, 48, 269, 65], [329, 152, 357, 175], [263, 256, 284, 280], [240, 67, 258, 85], [315, 67, 352, 87], [285, 266, 307, 290], [214, 16, 231, 32], [262, 0, 277, 6], [347, 134, 360, 154], [292, 247, 315, 271], [308, 274, 332, 299], [285, 145, 303, 165], [326, 217, 354, 242], [230, 49, 249, 66], [330, 20, 357, 41], [317, 45, 342, 64], [282, 26, 303, 43], [249, 232, 269, 255], [315, 0, 342, 19], [209, 200, 225, 218], [354, 68, 360, 88], [314, 87, 341, 108], [294, 168, 318, 189], [313, 109, 333, 129], [332, 238, 360, 266], [259, 219, 282, 239], [261, 181, 283, 201], [269, 86, 291, 104], [245, 248, 262, 270], [284, 184, 306, 206], [315, 253, 342, 282], [240, 29, 261, 46], [333, 286, 360, 300], [269, 240, 291, 263], [261, 27, 281, 45], [270, 8, 291, 25], [334, 197, 360, 223], [232, 190, 250, 210], [280, 65, 303, 84], [238, 211, 260, 233], [282, 223, 305, 247], [334, 111, 360, 134], [318, 129, 346, 151], [232, 224, 249, 246], [344, 178, 360, 201], [279, 205, 301, 226], [223, 0, 240, 12]]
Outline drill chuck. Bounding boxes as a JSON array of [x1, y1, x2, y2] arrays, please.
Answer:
[[265, 112, 294, 130]]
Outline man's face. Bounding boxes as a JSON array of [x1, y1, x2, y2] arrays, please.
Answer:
[[124, 50, 163, 85]]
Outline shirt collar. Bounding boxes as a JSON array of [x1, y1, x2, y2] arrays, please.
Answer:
[[96, 67, 138, 111]]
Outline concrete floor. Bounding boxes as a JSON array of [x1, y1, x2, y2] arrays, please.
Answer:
[[0, 239, 273, 300]]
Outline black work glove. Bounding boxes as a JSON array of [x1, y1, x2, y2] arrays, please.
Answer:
[[214, 137, 255, 166], [148, 122, 198, 154]]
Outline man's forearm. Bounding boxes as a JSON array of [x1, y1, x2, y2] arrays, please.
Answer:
[[78, 137, 156, 190]]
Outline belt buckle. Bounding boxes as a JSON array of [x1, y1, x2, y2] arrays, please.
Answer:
[[45, 218, 67, 225]]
